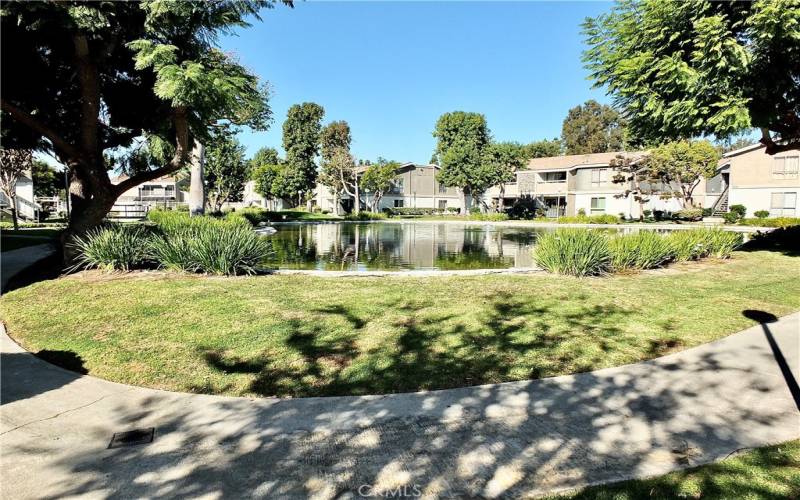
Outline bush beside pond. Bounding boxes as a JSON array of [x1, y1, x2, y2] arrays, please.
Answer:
[[534, 228, 743, 276], [71, 211, 271, 275]]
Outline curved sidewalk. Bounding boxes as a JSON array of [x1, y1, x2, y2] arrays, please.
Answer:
[[1, 314, 798, 499]]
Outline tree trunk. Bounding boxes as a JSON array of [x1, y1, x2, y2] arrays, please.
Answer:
[[353, 173, 360, 215], [332, 192, 340, 216], [460, 189, 468, 215], [62, 176, 117, 264], [498, 184, 505, 213], [188, 141, 205, 216], [9, 200, 18, 231]]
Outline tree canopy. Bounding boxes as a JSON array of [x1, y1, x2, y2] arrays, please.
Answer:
[[204, 129, 249, 212], [523, 139, 563, 159], [583, 0, 800, 154], [433, 111, 493, 206], [1, 0, 285, 244], [647, 140, 720, 207], [361, 158, 400, 212], [561, 100, 628, 154], [282, 102, 324, 202], [32, 160, 62, 198]]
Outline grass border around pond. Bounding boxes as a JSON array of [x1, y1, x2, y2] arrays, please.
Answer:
[[2, 249, 798, 398]]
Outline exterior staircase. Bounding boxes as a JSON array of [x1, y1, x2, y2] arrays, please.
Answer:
[[712, 187, 729, 216]]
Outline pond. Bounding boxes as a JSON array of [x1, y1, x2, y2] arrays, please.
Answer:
[[264, 222, 541, 271]]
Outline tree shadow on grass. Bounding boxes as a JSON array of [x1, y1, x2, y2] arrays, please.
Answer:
[[196, 291, 656, 398], [9, 321, 798, 499]]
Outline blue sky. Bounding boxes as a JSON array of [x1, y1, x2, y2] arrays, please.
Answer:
[[220, 1, 613, 164]]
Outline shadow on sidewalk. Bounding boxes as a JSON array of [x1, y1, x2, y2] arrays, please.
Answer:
[[743, 309, 800, 412]]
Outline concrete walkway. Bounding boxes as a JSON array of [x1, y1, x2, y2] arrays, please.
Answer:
[[0, 243, 57, 291], [1, 314, 798, 499]]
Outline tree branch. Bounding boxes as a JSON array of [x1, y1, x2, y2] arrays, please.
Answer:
[[0, 99, 83, 162], [760, 128, 800, 155], [113, 107, 191, 195]]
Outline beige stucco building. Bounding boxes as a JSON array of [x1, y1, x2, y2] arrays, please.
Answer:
[[314, 162, 465, 213], [706, 144, 799, 217]]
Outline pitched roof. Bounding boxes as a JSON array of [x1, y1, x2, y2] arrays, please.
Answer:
[[721, 143, 764, 158], [521, 151, 647, 171]]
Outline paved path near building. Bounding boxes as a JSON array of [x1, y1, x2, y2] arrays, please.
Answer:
[[1, 314, 798, 499], [0, 243, 57, 292]]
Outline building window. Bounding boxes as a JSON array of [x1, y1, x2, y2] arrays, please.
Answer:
[[438, 182, 447, 194], [438, 200, 447, 210], [591, 168, 608, 186], [590, 197, 606, 214], [394, 199, 404, 208], [770, 192, 797, 217], [773, 156, 799, 180], [389, 178, 404, 194], [540, 171, 567, 183]]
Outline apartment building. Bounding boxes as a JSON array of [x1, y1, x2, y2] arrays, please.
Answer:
[[707, 144, 799, 217], [315, 162, 464, 213], [111, 175, 188, 218], [494, 151, 682, 218]]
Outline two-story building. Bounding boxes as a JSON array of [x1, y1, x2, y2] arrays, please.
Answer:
[[314, 162, 464, 213], [111, 174, 188, 218], [706, 144, 799, 217], [500, 151, 682, 218]]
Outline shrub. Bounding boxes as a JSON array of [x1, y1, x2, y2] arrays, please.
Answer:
[[577, 208, 586, 216], [643, 209, 652, 218], [446, 207, 460, 213], [729, 204, 747, 219], [675, 208, 703, 221], [225, 207, 271, 226], [506, 196, 538, 220], [150, 222, 271, 275], [468, 213, 508, 221], [667, 229, 710, 261], [704, 228, 743, 258], [722, 211, 741, 224], [69, 224, 151, 271], [702, 207, 713, 217], [533, 228, 611, 276], [609, 231, 674, 271], [384, 207, 447, 216], [666, 228, 743, 261], [343, 211, 387, 221], [754, 210, 770, 219], [739, 217, 800, 228], [557, 214, 620, 224]]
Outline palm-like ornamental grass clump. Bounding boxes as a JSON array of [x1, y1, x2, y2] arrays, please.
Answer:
[[533, 228, 612, 276]]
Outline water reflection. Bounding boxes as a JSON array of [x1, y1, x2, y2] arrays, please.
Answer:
[[265, 222, 540, 271]]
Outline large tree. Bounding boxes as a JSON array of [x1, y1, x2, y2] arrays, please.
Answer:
[[282, 102, 324, 207], [583, 0, 800, 155], [317, 120, 352, 215], [523, 139, 563, 159], [432, 111, 493, 212], [1, 1, 284, 259], [204, 129, 249, 212], [561, 100, 628, 154], [647, 140, 720, 208], [483, 142, 526, 212]]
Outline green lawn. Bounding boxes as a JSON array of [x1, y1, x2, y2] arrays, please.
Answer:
[[1, 250, 798, 397], [552, 440, 800, 499], [1, 228, 61, 252]]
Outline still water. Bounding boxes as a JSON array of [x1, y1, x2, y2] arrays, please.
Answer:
[[264, 222, 542, 271]]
